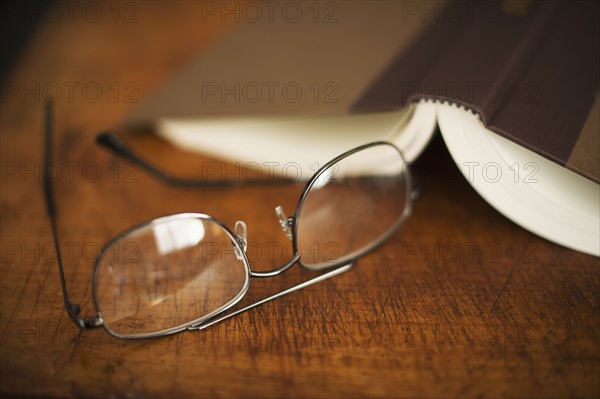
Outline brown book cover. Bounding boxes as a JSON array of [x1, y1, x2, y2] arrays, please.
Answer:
[[353, 0, 599, 183]]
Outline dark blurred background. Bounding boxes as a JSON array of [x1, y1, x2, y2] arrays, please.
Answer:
[[0, 1, 57, 79]]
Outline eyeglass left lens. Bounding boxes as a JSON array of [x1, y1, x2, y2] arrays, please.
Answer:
[[93, 215, 249, 338], [295, 142, 411, 269]]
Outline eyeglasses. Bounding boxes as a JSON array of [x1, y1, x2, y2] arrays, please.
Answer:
[[44, 103, 415, 339]]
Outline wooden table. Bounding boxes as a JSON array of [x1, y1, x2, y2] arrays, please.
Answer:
[[1, 2, 598, 398]]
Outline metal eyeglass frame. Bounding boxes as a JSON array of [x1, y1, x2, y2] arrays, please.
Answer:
[[43, 102, 414, 338]]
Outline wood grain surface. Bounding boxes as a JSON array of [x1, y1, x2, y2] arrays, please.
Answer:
[[1, 2, 598, 398]]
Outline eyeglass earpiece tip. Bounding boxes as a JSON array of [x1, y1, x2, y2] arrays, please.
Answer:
[[96, 131, 122, 151]]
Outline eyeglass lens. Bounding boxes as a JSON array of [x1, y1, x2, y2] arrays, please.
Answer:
[[296, 143, 409, 268], [94, 216, 249, 337]]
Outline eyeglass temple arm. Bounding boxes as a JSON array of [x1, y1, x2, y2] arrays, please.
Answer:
[[187, 262, 354, 331], [44, 102, 102, 329], [96, 132, 216, 187], [96, 132, 293, 187]]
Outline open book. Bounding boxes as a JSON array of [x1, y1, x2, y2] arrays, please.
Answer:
[[124, 1, 599, 256]]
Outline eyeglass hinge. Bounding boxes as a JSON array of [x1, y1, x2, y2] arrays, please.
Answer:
[[83, 314, 104, 328]]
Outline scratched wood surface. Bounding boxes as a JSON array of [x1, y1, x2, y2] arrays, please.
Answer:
[[1, 2, 599, 398]]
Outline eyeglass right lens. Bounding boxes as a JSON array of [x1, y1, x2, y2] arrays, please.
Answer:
[[94, 215, 249, 338], [296, 143, 410, 269]]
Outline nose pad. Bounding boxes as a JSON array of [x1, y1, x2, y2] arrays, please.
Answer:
[[275, 206, 293, 240], [234, 221, 247, 260], [410, 175, 422, 201]]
